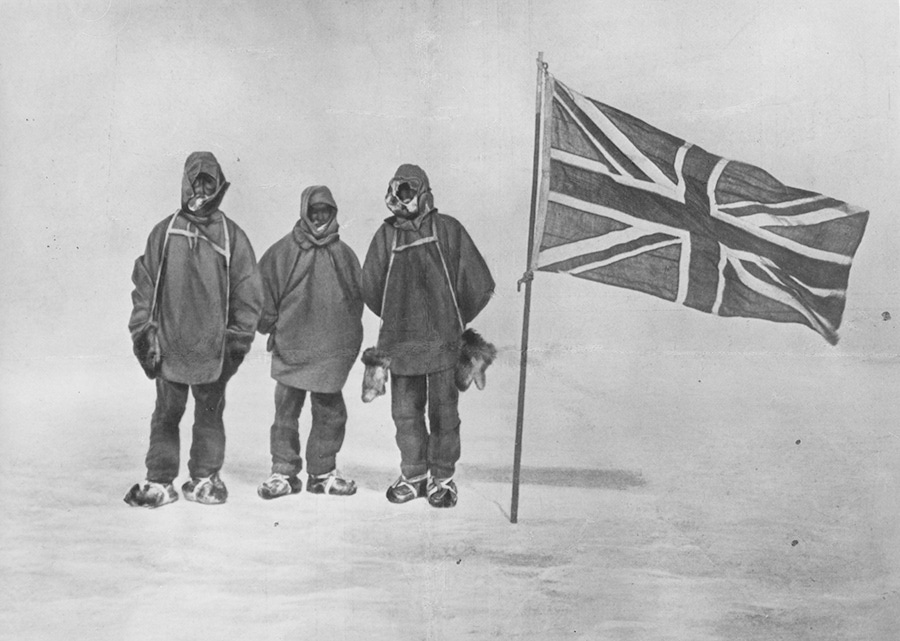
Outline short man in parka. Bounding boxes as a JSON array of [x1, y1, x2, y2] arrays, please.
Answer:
[[255, 185, 364, 498], [125, 151, 262, 508], [362, 164, 494, 508]]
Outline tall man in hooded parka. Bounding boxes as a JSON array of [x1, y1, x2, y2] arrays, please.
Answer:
[[362, 164, 494, 508], [125, 151, 262, 508]]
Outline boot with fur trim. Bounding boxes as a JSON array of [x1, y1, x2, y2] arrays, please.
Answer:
[[361, 347, 391, 403], [455, 329, 497, 391]]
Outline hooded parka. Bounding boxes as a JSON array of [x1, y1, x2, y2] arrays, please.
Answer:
[[362, 164, 494, 375], [129, 152, 262, 385], [258, 185, 364, 393]]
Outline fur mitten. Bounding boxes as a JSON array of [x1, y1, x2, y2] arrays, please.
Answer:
[[133, 325, 162, 380], [455, 329, 497, 391], [361, 347, 391, 403]]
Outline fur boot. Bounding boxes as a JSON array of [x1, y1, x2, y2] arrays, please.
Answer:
[[455, 329, 497, 391]]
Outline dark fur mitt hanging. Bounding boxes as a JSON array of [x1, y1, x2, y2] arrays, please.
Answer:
[[361, 347, 392, 403], [133, 325, 162, 380], [455, 329, 497, 391]]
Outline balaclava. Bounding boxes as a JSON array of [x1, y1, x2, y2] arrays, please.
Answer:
[[296, 185, 340, 246]]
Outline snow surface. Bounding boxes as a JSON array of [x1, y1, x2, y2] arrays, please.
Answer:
[[2, 344, 897, 640]]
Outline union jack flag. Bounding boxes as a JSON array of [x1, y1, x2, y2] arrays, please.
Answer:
[[531, 75, 869, 344]]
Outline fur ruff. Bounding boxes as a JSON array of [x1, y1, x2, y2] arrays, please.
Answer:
[[361, 347, 391, 368], [455, 328, 496, 391]]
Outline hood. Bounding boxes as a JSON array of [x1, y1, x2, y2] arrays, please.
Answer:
[[181, 151, 230, 217], [385, 163, 435, 221], [295, 185, 340, 245]]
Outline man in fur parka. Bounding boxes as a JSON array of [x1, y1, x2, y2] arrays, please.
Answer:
[[125, 151, 262, 508], [362, 164, 494, 508], [256, 185, 364, 498]]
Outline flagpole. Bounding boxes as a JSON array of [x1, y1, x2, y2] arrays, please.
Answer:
[[511, 53, 549, 524]]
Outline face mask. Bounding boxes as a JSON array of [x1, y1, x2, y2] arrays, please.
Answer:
[[188, 173, 217, 212], [401, 197, 419, 215], [385, 178, 422, 217], [187, 195, 211, 212]]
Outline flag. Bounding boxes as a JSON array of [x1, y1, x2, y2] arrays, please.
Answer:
[[531, 75, 869, 344]]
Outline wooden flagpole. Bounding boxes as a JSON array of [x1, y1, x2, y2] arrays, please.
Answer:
[[511, 53, 549, 524]]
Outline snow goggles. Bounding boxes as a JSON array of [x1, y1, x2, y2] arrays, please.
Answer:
[[389, 177, 422, 202]]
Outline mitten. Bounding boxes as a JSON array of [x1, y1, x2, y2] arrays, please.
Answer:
[[455, 328, 497, 391], [361, 347, 391, 403], [133, 325, 162, 379]]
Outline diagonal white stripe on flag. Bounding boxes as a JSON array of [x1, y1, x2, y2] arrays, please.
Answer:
[[568, 238, 682, 275], [719, 194, 828, 210], [726, 247, 846, 299], [547, 191, 689, 238], [553, 83, 690, 203], [559, 83, 681, 195], [539, 192, 691, 300], [721, 245, 836, 338], [537, 225, 653, 268], [725, 204, 865, 229], [707, 159, 853, 265]]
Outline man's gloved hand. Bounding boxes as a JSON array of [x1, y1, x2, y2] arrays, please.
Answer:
[[225, 330, 253, 368], [133, 325, 162, 379]]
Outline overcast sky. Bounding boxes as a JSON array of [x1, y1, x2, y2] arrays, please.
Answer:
[[1, 0, 897, 366]]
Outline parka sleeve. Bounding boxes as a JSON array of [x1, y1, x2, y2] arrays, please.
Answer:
[[361, 225, 392, 317], [226, 223, 263, 355], [128, 222, 166, 340], [335, 242, 365, 320], [453, 223, 495, 325], [256, 242, 282, 336]]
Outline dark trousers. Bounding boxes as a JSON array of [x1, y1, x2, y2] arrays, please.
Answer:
[[145, 361, 237, 483], [270, 382, 348, 477], [391, 367, 460, 480]]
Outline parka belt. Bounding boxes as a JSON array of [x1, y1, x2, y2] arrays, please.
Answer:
[[392, 236, 437, 253], [168, 228, 229, 258]]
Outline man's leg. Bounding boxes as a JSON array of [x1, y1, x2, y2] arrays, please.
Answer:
[[257, 383, 306, 499], [307, 391, 347, 476], [390, 373, 428, 479], [425, 367, 461, 508], [271, 383, 306, 476], [425, 367, 461, 480], [306, 391, 356, 495], [386, 373, 429, 503], [188, 377, 228, 479], [125, 378, 188, 507], [146, 378, 189, 483]]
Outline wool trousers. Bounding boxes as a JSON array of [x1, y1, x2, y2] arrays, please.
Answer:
[[145, 357, 240, 483], [390, 367, 460, 480], [269, 382, 348, 477]]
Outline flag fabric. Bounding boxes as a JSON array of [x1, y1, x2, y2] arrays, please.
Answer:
[[531, 74, 869, 344]]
